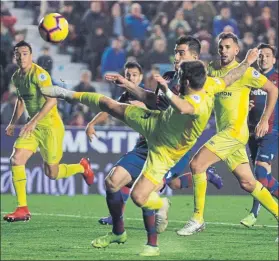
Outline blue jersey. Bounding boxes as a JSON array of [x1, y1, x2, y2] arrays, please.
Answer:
[[249, 68, 278, 134]]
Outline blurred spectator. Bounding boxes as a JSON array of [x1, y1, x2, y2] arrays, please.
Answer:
[[81, 1, 107, 36], [61, 1, 79, 27], [109, 2, 125, 38], [126, 40, 145, 66], [144, 65, 160, 92], [169, 9, 191, 34], [199, 40, 212, 66], [1, 92, 27, 124], [254, 7, 277, 37], [84, 26, 109, 79], [239, 13, 255, 38], [0, 3, 17, 35], [73, 70, 96, 93], [243, 0, 261, 18], [152, 12, 169, 36], [261, 27, 278, 47], [68, 111, 86, 127], [144, 39, 170, 71], [101, 38, 126, 77], [193, 1, 217, 32], [37, 46, 53, 75], [0, 22, 13, 60], [182, 1, 198, 33], [156, 1, 182, 21], [124, 3, 150, 42], [38, 0, 63, 23], [145, 25, 166, 51], [240, 32, 255, 60], [4, 56, 18, 93], [213, 4, 239, 37]]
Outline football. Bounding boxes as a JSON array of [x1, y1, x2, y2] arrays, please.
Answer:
[[38, 13, 69, 43]]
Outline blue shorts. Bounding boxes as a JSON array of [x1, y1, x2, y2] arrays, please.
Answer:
[[248, 132, 278, 164], [114, 148, 190, 181]]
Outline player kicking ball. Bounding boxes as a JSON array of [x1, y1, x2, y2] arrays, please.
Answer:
[[3, 41, 94, 223], [41, 48, 259, 256]]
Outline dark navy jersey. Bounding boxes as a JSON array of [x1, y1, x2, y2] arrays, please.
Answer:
[[118, 71, 179, 157], [249, 67, 278, 134]]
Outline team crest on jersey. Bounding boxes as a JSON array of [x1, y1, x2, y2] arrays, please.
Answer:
[[38, 73, 47, 81], [190, 95, 201, 103], [252, 69, 260, 79]]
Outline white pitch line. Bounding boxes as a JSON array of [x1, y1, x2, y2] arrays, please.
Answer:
[[1, 211, 277, 228]]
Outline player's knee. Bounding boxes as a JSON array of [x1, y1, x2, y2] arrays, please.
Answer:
[[130, 191, 145, 207], [239, 179, 256, 193], [105, 175, 121, 192], [189, 158, 203, 174], [167, 179, 180, 190], [255, 161, 271, 173], [10, 154, 25, 166]]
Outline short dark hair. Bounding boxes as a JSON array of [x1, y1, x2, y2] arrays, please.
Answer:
[[14, 40, 32, 53], [257, 43, 276, 57], [179, 61, 206, 90], [124, 61, 143, 74], [218, 32, 239, 45], [175, 35, 201, 56]]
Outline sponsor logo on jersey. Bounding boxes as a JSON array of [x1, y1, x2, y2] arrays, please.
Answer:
[[251, 89, 267, 96], [216, 91, 232, 97], [38, 73, 48, 81], [190, 95, 201, 103], [252, 69, 260, 79]]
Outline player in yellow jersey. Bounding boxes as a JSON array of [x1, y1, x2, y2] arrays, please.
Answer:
[[177, 33, 278, 237], [3, 41, 94, 223], [42, 48, 259, 255]]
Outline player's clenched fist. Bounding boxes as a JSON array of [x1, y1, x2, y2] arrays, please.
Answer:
[[5, 124, 15, 136], [245, 48, 259, 65]]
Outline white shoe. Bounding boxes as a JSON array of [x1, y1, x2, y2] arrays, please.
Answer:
[[155, 198, 171, 233], [176, 219, 205, 236], [275, 237, 278, 243], [40, 86, 74, 100]]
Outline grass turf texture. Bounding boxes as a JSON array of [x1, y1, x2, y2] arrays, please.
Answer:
[[1, 195, 278, 260]]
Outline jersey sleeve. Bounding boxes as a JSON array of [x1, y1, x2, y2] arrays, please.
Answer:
[[209, 77, 226, 94], [243, 67, 268, 89], [185, 95, 203, 116], [35, 68, 52, 88]]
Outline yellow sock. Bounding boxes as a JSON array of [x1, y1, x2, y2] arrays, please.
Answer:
[[73, 92, 104, 109], [251, 181, 278, 219], [192, 172, 207, 223], [12, 165, 27, 207], [56, 164, 84, 179], [142, 192, 163, 210]]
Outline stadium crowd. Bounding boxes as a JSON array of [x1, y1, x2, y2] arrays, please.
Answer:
[[1, 0, 278, 126]]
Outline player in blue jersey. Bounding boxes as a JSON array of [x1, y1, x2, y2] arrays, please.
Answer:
[[241, 43, 279, 227]]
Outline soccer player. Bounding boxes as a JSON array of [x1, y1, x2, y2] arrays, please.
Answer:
[[240, 43, 278, 227], [93, 38, 222, 230], [41, 48, 259, 256], [177, 33, 278, 237], [3, 41, 94, 223]]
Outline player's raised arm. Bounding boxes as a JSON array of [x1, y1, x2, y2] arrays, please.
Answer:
[[105, 73, 158, 108], [222, 48, 259, 87], [153, 74, 195, 115], [255, 80, 278, 137], [86, 112, 109, 142]]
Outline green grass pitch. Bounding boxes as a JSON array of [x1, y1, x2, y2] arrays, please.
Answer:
[[1, 195, 278, 260]]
